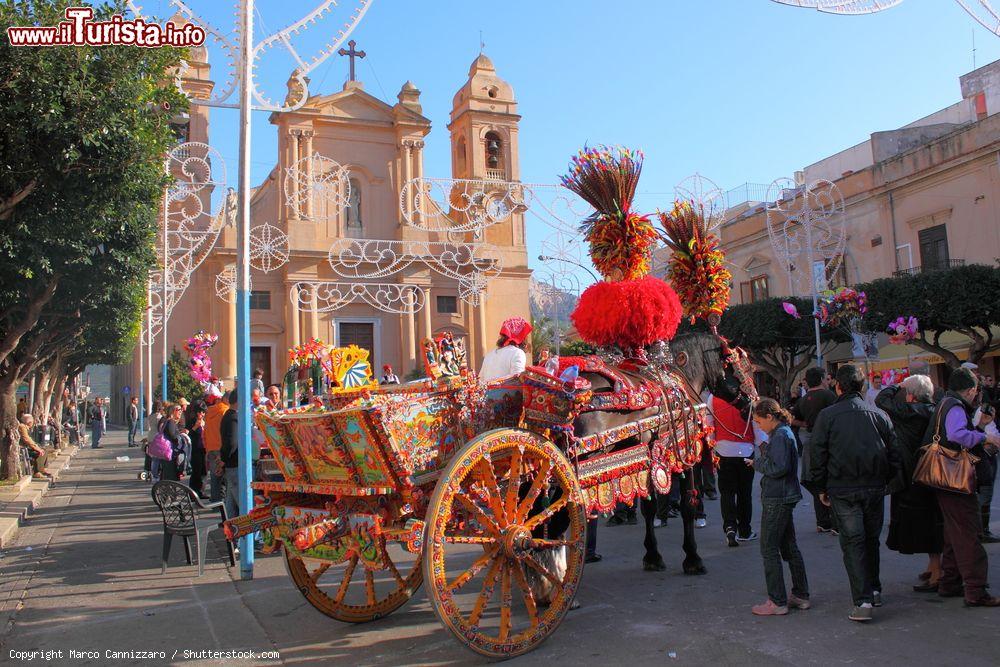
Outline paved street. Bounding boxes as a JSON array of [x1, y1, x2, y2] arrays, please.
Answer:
[[3, 428, 1000, 666]]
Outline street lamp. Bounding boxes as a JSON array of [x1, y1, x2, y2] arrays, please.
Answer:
[[537, 254, 598, 281]]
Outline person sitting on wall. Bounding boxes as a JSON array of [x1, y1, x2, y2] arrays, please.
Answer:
[[18, 414, 53, 480], [479, 317, 533, 383]]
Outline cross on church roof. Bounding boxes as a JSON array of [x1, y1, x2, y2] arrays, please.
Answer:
[[338, 40, 366, 82]]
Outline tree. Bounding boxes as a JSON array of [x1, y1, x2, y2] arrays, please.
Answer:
[[0, 1, 185, 477], [559, 339, 595, 357], [530, 315, 554, 360], [861, 263, 1000, 369], [159, 348, 204, 404], [715, 296, 849, 401]]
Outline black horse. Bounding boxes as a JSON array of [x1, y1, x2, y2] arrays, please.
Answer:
[[573, 330, 755, 575]]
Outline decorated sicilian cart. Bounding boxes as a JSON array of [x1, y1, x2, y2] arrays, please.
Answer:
[[223, 146, 758, 659]]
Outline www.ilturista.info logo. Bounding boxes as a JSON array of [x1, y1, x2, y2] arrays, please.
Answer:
[[6, 7, 206, 48]]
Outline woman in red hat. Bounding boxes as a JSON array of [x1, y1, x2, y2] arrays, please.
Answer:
[[479, 317, 532, 382]]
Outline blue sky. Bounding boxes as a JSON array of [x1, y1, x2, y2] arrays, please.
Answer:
[[140, 0, 1000, 271]]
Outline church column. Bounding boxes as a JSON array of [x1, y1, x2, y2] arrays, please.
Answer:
[[401, 140, 413, 223], [422, 283, 433, 344], [413, 140, 424, 226], [309, 284, 320, 342], [303, 131, 314, 219], [289, 129, 300, 219], [287, 282, 300, 348], [477, 298, 488, 367], [403, 288, 417, 374]]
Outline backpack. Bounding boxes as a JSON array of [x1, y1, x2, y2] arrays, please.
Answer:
[[147, 421, 174, 461]]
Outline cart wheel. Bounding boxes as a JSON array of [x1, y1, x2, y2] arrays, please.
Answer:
[[283, 543, 423, 623], [424, 429, 586, 658]]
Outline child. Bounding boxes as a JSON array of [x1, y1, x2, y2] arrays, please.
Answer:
[[750, 398, 810, 616]]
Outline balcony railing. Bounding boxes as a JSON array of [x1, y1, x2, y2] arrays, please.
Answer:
[[892, 258, 965, 278], [485, 168, 506, 181]]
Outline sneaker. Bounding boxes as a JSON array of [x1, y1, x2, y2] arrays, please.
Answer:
[[695, 517, 707, 529], [737, 531, 758, 542], [726, 529, 739, 547], [816, 525, 834, 533], [982, 532, 1000, 544], [788, 594, 811, 610], [653, 518, 668, 528], [606, 515, 625, 527], [849, 603, 873, 622], [751, 599, 788, 616], [625, 514, 638, 525], [705, 490, 719, 500], [872, 591, 883, 608], [585, 553, 603, 564]]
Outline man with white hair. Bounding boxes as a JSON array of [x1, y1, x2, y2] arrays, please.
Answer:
[[17, 414, 52, 480]]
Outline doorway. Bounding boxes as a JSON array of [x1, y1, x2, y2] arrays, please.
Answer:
[[250, 346, 272, 385]]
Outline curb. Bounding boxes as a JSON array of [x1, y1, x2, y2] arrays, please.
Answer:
[[0, 445, 79, 548]]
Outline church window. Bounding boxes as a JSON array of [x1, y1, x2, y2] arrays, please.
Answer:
[[485, 132, 502, 171], [347, 178, 362, 229], [456, 138, 467, 175]]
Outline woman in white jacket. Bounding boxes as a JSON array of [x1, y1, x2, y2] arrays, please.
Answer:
[[479, 317, 533, 382]]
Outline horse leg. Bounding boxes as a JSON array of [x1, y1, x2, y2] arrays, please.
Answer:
[[641, 487, 666, 572], [680, 473, 707, 575]]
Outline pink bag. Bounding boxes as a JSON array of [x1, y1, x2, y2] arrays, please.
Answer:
[[148, 422, 174, 461]]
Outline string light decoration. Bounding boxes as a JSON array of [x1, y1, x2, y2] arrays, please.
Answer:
[[283, 154, 351, 222], [673, 173, 727, 233], [772, 0, 1000, 37], [215, 266, 252, 304], [292, 282, 426, 314], [765, 177, 846, 364], [249, 223, 289, 273], [128, 1, 374, 111]]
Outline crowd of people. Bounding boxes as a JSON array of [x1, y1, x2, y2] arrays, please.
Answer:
[[752, 361, 999, 619]]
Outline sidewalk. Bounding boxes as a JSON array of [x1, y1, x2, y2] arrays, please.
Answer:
[[0, 441, 79, 548], [2, 428, 1000, 665]]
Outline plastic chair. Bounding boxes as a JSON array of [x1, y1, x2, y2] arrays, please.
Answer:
[[151, 480, 236, 576]]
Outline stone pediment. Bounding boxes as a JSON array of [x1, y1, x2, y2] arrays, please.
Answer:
[[310, 84, 429, 126]]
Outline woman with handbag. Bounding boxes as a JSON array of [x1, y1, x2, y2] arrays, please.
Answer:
[[875, 375, 942, 591], [920, 367, 1000, 607]]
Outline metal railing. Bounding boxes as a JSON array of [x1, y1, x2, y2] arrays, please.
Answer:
[[892, 258, 965, 278]]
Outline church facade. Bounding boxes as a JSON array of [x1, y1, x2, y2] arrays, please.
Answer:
[[117, 50, 531, 404]]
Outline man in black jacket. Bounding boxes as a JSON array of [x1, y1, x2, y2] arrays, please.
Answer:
[[219, 389, 240, 520], [810, 363, 900, 622]]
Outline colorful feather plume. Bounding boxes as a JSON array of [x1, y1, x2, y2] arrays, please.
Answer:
[[657, 200, 732, 322], [571, 277, 682, 350], [560, 146, 656, 281]]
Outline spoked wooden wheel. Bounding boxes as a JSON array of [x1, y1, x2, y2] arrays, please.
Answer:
[[283, 541, 423, 623], [424, 429, 586, 658]]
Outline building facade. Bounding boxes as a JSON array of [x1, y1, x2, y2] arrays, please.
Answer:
[[720, 59, 1000, 381], [112, 50, 531, 418]]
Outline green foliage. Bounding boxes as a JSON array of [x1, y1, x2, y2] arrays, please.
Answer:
[[0, 0, 187, 383], [559, 339, 596, 357], [716, 296, 848, 400], [159, 348, 203, 404], [530, 315, 554, 356], [860, 263, 1000, 367]]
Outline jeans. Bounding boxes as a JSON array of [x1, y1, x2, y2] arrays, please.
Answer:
[[127, 422, 138, 447], [718, 456, 754, 537], [830, 490, 884, 605], [210, 472, 224, 503], [760, 500, 809, 606], [90, 424, 103, 448], [224, 467, 240, 520], [586, 518, 598, 558]]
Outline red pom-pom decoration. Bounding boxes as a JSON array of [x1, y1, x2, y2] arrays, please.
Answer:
[[571, 277, 682, 350]]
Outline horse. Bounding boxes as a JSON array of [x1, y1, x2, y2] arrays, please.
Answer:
[[572, 330, 756, 575]]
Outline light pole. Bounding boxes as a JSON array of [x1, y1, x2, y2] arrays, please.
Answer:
[[128, 0, 373, 579], [765, 178, 845, 368]]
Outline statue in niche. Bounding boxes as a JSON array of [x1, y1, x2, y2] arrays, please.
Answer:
[[346, 178, 362, 230]]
